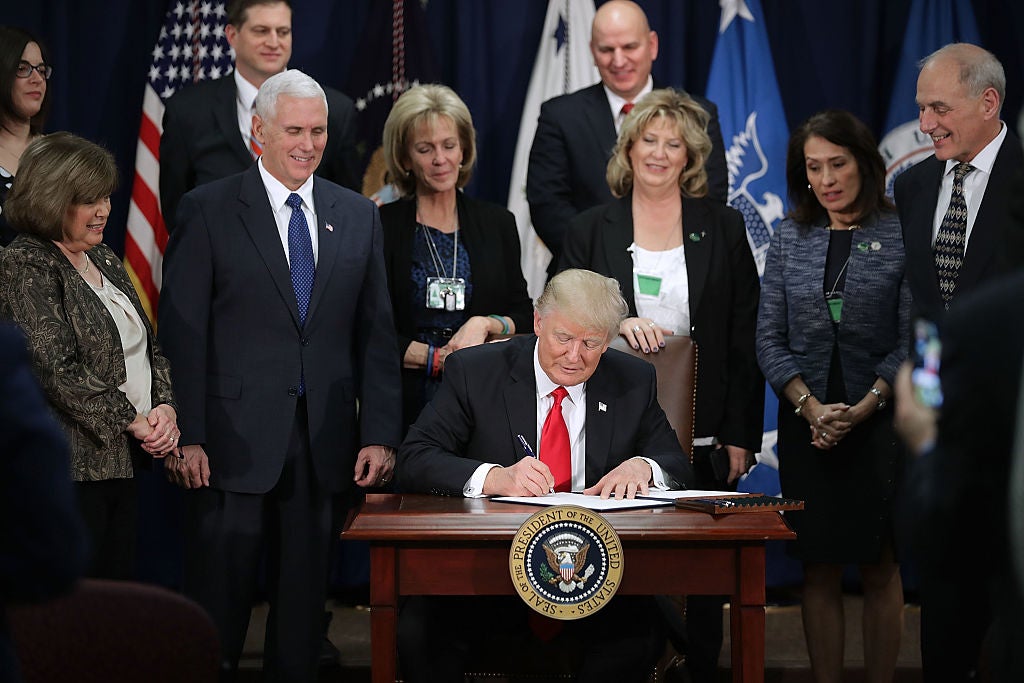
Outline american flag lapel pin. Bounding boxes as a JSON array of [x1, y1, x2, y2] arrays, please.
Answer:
[[325, 223, 334, 232], [598, 402, 607, 412]]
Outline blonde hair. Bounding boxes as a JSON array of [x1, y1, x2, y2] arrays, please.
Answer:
[[382, 84, 477, 197], [536, 269, 627, 341], [4, 132, 117, 241], [606, 88, 711, 198]]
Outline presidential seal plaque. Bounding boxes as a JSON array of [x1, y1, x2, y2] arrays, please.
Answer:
[[508, 505, 623, 620]]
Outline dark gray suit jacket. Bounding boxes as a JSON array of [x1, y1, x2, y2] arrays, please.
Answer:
[[397, 335, 694, 495], [893, 130, 1024, 323], [756, 212, 911, 400], [159, 165, 401, 494], [159, 75, 360, 234], [526, 82, 728, 266]]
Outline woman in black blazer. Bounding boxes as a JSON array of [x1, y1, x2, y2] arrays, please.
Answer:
[[380, 85, 532, 431], [559, 89, 762, 683]]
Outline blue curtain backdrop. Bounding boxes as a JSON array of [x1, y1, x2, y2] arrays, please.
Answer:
[[5, 0, 1024, 259], [4, 0, 1024, 586]]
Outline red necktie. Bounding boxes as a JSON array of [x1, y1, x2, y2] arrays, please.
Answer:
[[540, 386, 571, 492], [620, 102, 634, 116]]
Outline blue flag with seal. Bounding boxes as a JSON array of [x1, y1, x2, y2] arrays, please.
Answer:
[[879, 0, 980, 195], [706, 0, 795, 584]]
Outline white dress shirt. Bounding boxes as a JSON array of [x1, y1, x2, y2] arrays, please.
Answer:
[[234, 69, 260, 150], [931, 122, 1008, 247], [604, 76, 654, 134], [257, 158, 320, 266]]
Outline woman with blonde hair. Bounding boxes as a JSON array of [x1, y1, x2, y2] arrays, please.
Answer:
[[560, 88, 763, 682], [379, 84, 532, 431]]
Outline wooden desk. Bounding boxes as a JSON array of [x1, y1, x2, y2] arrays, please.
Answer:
[[342, 494, 795, 683]]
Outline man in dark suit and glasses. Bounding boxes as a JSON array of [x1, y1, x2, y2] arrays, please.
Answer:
[[159, 69, 401, 682], [396, 268, 693, 682], [526, 0, 728, 276], [159, 0, 360, 234], [894, 43, 1024, 324]]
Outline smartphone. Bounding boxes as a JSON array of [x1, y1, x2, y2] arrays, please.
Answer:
[[911, 319, 943, 409]]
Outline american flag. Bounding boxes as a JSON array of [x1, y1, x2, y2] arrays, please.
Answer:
[[124, 1, 234, 324]]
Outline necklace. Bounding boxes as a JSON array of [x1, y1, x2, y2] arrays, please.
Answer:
[[73, 255, 91, 275], [825, 223, 860, 231]]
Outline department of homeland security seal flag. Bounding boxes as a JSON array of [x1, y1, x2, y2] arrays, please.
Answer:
[[705, 0, 794, 585], [878, 0, 980, 195]]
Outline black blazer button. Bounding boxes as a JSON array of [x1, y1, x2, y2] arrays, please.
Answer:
[[287, 387, 298, 397], [301, 338, 310, 346]]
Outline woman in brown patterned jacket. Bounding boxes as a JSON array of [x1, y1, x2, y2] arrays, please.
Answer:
[[0, 132, 178, 580]]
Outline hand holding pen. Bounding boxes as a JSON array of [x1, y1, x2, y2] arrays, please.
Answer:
[[517, 434, 555, 494], [480, 435, 556, 497]]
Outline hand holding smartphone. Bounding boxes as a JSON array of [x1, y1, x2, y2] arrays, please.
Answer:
[[911, 319, 943, 409]]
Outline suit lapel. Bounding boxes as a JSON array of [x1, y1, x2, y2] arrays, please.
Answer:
[[304, 179, 340, 327], [505, 339, 540, 454], [961, 137, 1020, 288], [237, 166, 302, 328], [602, 197, 638, 314], [215, 78, 256, 169], [583, 84, 618, 160], [681, 197, 712, 319], [909, 158, 945, 305], [583, 360, 613, 487]]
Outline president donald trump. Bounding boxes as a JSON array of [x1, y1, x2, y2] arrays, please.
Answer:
[[396, 269, 693, 681], [160, 69, 401, 681]]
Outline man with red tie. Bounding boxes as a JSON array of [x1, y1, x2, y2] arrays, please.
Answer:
[[395, 269, 692, 682]]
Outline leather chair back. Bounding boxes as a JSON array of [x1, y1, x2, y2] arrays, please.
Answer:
[[609, 335, 697, 461]]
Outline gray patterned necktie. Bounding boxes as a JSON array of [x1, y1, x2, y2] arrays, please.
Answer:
[[933, 162, 974, 307]]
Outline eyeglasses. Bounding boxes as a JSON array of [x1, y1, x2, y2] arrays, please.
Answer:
[[15, 61, 52, 80]]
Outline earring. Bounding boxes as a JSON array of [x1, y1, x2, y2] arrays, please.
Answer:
[[807, 183, 812, 190], [405, 169, 412, 176]]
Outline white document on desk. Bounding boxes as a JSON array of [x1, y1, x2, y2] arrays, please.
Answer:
[[491, 491, 673, 511]]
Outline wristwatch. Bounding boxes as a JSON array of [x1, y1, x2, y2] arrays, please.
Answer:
[[869, 387, 887, 410]]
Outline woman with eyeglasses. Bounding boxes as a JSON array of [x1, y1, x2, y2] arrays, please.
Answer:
[[0, 26, 52, 247]]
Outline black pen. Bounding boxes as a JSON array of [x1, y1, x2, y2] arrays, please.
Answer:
[[516, 434, 554, 494], [516, 434, 537, 460]]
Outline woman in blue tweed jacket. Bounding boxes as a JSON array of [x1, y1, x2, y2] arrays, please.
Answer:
[[757, 110, 910, 683]]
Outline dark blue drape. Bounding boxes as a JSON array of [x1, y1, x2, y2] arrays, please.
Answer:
[[4, 0, 1023, 258], [3, 0, 1023, 587]]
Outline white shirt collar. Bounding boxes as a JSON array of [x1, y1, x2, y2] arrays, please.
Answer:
[[234, 69, 260, 114], [257, 157, 316, 213], [532, 339, 586, 406], [944, 121, 1007, 176], [603, 76, 654, 117]]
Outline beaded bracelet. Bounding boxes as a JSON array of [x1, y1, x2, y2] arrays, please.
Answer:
[[430, 346, 442, 378], [488, 314, 510, 335]]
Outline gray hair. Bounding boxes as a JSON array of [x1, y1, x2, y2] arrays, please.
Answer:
[[536, 269, 627, 341], [253, 69, 327, 122], [920, 43, 1005, 112]]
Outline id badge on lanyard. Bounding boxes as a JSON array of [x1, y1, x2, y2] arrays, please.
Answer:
[[426, 277, 466, 311]]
